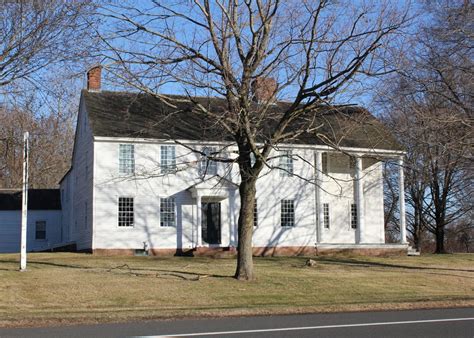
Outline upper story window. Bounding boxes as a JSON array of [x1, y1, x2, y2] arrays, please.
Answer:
[[322, 153, 328, 174], [199, 146, 217, 176], [349, 157, 356, 171], [119, 144, 135, 175], [250, 152, 256, 167], [35, 221, 46, 240], [161, 145, 176, 173], [279, 150, 293, 176], [160, 197, 176, 227], [351, 203, 358, 229], [118, 197, 134, 227], [281, 199, 295, 227]]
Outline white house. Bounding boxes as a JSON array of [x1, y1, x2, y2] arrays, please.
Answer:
[[59, 67, 408, 256], [0, 189, 62, 253]]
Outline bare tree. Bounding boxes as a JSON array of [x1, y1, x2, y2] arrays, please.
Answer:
[[376, 1, 473, 253], [0, 0, 96, 87], [0, 93, 74, 189], [0, 0, 99, 190], [99, 0, 409, 280]]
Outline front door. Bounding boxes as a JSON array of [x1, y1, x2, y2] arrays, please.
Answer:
[[202, 202, 221, 245]]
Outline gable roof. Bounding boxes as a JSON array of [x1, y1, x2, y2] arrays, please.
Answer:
[[82, 90, 403, 151], [0, 189, 61, 211]]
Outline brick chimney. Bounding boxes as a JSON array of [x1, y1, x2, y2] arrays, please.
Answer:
[[252, 77, 277, 103], [87, 65, 102, 91]]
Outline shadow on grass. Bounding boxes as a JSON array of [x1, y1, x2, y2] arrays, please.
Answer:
[[0, 260, 94, 271], [317, 257, 474, 273], [0, 259, 231, 279]]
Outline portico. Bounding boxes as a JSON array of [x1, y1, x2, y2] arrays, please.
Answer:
[[188, 176, 239, 248], [314, 150, 407, 246]]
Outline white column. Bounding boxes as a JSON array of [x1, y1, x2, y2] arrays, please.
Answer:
[[228, 193, 235, 247], [20, 132, 29, 271], [196, 195, 202, 247], [315, 151, 324, 243], [398, 157, 407, 244], [355, 156, 366, 244]]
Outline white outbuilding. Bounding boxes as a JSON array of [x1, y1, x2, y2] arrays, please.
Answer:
[[0, 189, 62, 253]]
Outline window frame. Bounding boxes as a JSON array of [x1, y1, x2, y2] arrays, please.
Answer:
[[119, 144, 135, 175], [198, 146, 218, 176], [160, 197, 177, 227], [35, 220, 46, 240], [351, 203, 358, 229], [322, 152, 329, 174], [160, 145, 177, 174], [118, 196, 134, 227], [280, 199, 295, 227], [279, 150, 294, 177]]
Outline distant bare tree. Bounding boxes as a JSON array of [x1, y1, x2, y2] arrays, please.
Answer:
[[100, 0, 410, 280], [377, 0, 473, 253], [0, 0, 96, 87], [0, 94, 74, 189], [0, 0, 99, 190]]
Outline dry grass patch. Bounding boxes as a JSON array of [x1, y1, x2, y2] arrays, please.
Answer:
[[0, 253, 473, 327]]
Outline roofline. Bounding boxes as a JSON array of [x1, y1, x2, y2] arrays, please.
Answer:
[[93, 136, 406, 158], [58, 166, 73, 185]]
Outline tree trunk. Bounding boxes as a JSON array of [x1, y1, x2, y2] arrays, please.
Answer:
[[434, 225, 446, 254], [413, 230, 420, 251], [234, 178, 257, 281]]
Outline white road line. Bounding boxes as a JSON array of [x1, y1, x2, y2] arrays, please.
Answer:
[[153, 317, 474, 337]]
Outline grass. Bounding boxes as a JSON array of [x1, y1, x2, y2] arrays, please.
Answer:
[[0, 253, 473, 327]]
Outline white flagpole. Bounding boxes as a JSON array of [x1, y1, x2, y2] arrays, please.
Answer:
[[20, 132, 29, 272]]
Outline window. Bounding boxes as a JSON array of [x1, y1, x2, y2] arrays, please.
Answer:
[[351, 204, 358, 229], [161, 145, 176, 173], [349, 157, 356, 171], [119, 144, 135, 174], [160, 197, 176, 227], [281, 199, 295, 227], [35, 221, 46, 240], [323, 203, 330, 228], [322, 153, 328, 174], [254, 200, 258, 227], [250, 152, 256, 167], [84, 201, 88, 229], [118, 197, 134, 227], [199, 147, 217, 176], [279, 150, 293, 176]]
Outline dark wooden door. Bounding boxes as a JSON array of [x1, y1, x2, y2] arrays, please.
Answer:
[[202, 202, 221, 244]]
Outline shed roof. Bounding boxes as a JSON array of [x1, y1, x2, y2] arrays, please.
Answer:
[[0, 189, 61, 211]]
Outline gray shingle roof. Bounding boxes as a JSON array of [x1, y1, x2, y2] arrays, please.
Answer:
[[83, 90, 403, 151], [0, 189, 61, 211]]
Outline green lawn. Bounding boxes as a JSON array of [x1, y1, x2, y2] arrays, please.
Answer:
[[0, 253, 473, 327]]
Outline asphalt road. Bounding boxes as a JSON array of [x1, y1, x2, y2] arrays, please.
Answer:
[[1, 307, 473, 338]]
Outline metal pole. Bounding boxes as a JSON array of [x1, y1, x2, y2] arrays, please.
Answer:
[[20, 132, 29, 271]]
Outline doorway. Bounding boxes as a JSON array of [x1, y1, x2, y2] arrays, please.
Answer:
[[202, 202, 221, 245]]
